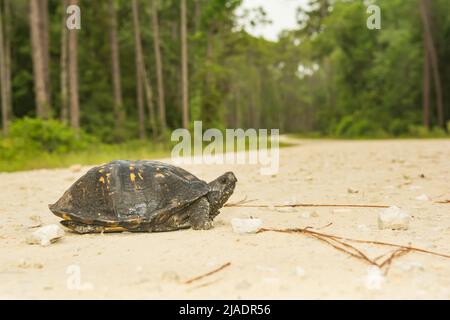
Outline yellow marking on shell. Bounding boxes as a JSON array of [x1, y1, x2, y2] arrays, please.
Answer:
[[99, 176, 105, 184], [104, 226, 127, 232], [106, 173, 111, 190], [62, 213, 72, 220]]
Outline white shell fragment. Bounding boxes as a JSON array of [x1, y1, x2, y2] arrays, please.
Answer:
[[364, 266, 385, 290], [378, 206, 411, 230], [26, 224, 65, 246], [231, 218, 262, 234]]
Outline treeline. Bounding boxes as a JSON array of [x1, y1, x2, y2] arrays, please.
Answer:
[[287, 0, 449, 136], [0, 0, 449, 144]]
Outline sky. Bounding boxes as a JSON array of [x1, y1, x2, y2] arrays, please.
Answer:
[[236, 0, 309, 41]]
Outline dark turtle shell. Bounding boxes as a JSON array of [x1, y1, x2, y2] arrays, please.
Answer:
[[49, 160, 210, 227]]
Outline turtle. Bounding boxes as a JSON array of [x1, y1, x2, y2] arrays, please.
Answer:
[[49, 160, 237, 234]]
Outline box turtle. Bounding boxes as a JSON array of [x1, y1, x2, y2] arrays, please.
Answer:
[[49, 160, 237, 234]]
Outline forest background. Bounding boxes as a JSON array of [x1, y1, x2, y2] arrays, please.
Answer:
[[0, 0, 449, 171]]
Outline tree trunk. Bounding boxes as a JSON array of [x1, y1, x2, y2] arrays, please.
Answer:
[[235, 84, 241, 128], [142, 65, 158, 141], [132, 0, 146, 140], [180, 0, 189, 129], [40, 0, 51, 103], [4, 0, 12, 123], [194, 0, 202, 32], [68, 0, 79, 130], [0, 2, 8, 135], [60, 0, 69, 123], [109, 0, 125, 138], [133, 0, 157, 141], [419, 0, 445, 130], [206, 28, 213, 85], [151, 0, 167, 134], [30, 0, 49, 118], [422, 35, 430, 129]]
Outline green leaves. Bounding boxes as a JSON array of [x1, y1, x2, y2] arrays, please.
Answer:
[[7, 117, 95, 154]]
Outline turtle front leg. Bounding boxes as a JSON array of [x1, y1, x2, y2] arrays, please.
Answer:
[[187, 197, 213, 230]]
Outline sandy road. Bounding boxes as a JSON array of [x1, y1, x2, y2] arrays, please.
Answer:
[[0, 139, 449, 299]]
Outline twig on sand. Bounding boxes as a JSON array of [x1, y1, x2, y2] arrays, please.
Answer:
[[226, 203, 389, 209], [183, 262, 231, 285], [257, 227, 450, 273], [224, 197, 257, 207], [226, 198, 449, 208], [378, 248, 411, 275], [315, 222, 333, 230]]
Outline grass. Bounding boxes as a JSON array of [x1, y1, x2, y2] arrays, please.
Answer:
[[0, 138, 293, 173], [3, 129, 448, 173], [0, 143, 171, 172]]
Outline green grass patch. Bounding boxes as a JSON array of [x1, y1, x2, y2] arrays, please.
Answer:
[[0, 142, 171, 172], [0, 118, 291, 172], [0, 140, 292, 173]]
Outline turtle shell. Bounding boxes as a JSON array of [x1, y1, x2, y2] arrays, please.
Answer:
[[49, 160, 210, 227]]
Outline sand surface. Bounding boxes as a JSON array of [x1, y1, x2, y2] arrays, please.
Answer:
[[0, 139, 449, 299]]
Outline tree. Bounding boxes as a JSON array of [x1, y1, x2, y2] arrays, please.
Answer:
[[180, 0, 189, 129], [0, 1, 8, 135], [422, 29, 430, 128], [132, 0, 147, 140], [40, 0, 50, 102], [3, 0, 12, 129], [109, 0, 125, 138], [60, 0, 69, 123], [419, 0, 445, 130], [142, 65, 158, 141], [151, 0, 167, 134], [30, 0, 50, 118], [68, 0, 80, 130]]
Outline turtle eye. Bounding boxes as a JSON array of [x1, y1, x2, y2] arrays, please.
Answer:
[[219, 177, 228, 185]]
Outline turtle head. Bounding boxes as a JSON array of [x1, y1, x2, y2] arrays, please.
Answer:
[[207, 172, 237, 216]]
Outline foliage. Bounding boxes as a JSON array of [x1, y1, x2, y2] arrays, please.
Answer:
[[0, 0, 449, 172], [335, 114, 387, 138], [0, 118, 96, 162]]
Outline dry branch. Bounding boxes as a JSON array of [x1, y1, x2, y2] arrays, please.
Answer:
[[379, 248, 411, 275], [257, 227, 450, 272], [183, 262, 231, 285], [224, 197, 257, 207], [226, 203, 389, 209]]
